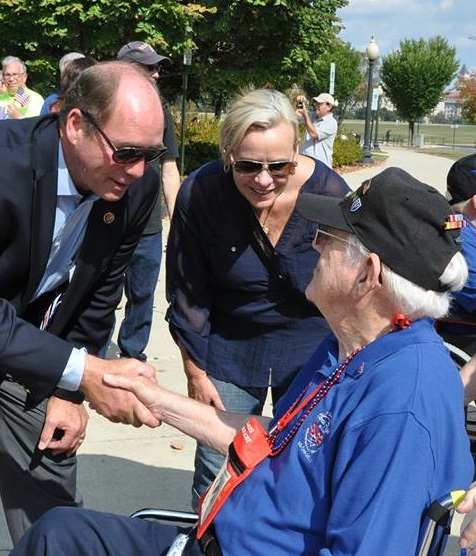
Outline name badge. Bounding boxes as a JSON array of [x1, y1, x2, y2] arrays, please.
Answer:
[[197, 417, 270, 538]]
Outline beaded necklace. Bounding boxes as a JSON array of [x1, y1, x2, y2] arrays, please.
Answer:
[[268, 345, 365, 456]]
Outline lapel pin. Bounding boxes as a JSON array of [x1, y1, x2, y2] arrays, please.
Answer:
[[103, 212, 115, 224]]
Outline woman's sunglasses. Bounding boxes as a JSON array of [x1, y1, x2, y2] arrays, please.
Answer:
[[233, 159, 297, 177]]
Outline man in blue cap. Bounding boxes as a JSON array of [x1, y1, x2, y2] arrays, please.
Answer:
[[114, 41, 180, 363]]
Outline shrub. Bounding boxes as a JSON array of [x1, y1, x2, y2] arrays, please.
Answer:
[[176, 113, 221, 175], [333, 126, 363, 168]]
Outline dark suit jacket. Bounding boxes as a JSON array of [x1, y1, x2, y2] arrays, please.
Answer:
[[0, 115, 159, 398]]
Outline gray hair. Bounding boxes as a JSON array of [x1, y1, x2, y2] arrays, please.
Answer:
[[2, 56, 26, 73], [344, 235, 468, 320], [219, 88, 299, 167], [59, 52, 85, 74]]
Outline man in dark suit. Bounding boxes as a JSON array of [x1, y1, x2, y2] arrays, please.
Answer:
[[0, 61, 164, 543]]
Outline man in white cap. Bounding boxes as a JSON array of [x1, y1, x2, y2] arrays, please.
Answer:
[[296, 92, 338, 168]]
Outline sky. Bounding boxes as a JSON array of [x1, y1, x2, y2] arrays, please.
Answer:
[[336, 0, 476, 73]]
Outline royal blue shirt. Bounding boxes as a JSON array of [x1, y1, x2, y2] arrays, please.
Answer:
[[166, 157, 350, 388], [214, 318, 473, 555]]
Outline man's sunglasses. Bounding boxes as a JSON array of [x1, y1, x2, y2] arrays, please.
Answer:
[[81, 110, 167, 164], [146, 64, 161, 73], [232, 159, 297, 177]]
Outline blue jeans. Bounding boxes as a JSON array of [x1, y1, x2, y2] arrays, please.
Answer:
[[117, 232, 162, 361], [191, 376, 288, 511]]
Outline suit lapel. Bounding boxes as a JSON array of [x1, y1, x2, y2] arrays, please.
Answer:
[[21, 119, 59, 311]]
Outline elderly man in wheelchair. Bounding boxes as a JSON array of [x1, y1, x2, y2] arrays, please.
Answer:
[[9, 168, 474, 556]]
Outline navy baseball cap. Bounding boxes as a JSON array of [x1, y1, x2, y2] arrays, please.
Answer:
[[117, 41, 171, 66], [297, 167, 462, 292], [447, 153, 476, 205]]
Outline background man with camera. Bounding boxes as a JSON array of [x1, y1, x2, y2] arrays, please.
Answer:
[[296, 92, 338, 168]]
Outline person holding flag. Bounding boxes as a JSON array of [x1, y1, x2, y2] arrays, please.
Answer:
[[0, 56, 44, 119]]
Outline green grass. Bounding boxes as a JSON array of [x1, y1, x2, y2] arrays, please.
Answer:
[[343, 120, 476, 149]]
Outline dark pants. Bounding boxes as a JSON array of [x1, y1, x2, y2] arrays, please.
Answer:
[[0, 380, 82, 544], [10, 507, 204, 556], [117, 231, 162, 361]]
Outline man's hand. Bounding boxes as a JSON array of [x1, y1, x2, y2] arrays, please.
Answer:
[[38, 396, 89, 456], [81, 355, 160, 428], [6, 103, 23, 119]]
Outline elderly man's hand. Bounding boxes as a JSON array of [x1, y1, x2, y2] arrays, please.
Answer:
[[80, 355, 160, 428]]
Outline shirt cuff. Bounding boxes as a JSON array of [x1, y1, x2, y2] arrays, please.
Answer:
[[57, 347, 86, 391]]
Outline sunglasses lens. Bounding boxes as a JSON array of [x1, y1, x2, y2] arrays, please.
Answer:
[[234, 161, 262, 174], [144, 147, 167, 163], [113, 147, 167, 164], [268, 162, 295, 175], [113, 149, 144, 164]]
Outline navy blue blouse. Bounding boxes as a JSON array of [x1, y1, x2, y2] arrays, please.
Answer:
[[166, 157, 350, 388]]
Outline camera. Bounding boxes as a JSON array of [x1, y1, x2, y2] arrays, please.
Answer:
[[296, 101, 304, 109]]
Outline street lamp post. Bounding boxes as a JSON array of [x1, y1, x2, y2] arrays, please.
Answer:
[[362, 37, 379, 164], [180, 50, 193, 178], [373, 86, 383, 150]]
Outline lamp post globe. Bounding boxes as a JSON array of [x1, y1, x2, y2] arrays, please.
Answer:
[[362, 37, 379, 164]]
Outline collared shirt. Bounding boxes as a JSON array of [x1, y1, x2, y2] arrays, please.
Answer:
[[34, 144, 97, 391], [300, 112, 338, 168], [34, 145, 97, 299], [166, 158, 350, 388], [214, 318, 473, 555]]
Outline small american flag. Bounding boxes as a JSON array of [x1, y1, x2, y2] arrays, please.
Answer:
[[14, 87, 30, 107]]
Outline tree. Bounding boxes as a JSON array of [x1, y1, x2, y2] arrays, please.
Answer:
[[0, 1, 209, 95], [188, 0, 349, 109], [0, 0, 349, 105], [457, 73, 476, 124], [301, 40, 362, 125], [380, 36, 458, 144]]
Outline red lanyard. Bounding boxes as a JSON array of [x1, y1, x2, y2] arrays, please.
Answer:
[[267, 345, 365, 456]]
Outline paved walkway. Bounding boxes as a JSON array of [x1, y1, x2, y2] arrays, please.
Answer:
[[339, 145, 454, 194], [0, 146, 467, 554]]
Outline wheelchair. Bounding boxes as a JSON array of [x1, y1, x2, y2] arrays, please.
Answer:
[[131, 491, 466, 556]]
